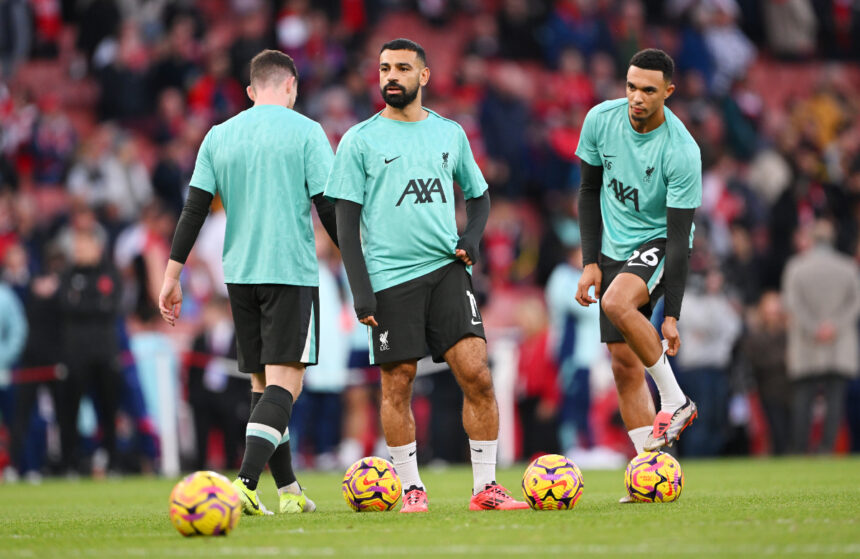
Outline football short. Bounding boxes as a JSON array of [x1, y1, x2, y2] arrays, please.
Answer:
[[598, 238, 667, 344], [226, 283, 319, 373], [367, 262, 486, 365]]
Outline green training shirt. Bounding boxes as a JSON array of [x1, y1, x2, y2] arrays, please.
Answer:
[[324, 109, 488, 292], [575, 98, 702, 262], [190, 104, 333, 285]]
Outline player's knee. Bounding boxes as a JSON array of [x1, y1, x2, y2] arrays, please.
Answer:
[[611, 362, 644, 393], [461, 365, 494, 402], [600, 290, 625, 323]]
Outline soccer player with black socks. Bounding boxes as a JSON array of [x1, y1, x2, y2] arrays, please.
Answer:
[[159, 50, 337, 515]]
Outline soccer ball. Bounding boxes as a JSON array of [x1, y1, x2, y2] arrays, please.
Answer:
[[521, 454, 584, 510], [168, 471, 241, 536], [624, 451, 684, 503], [342, 456, 402, 512]]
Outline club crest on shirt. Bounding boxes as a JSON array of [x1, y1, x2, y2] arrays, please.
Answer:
[[442, 152, 449, 169], [644, 165, 655, 183], [379, 330, 390, 351]]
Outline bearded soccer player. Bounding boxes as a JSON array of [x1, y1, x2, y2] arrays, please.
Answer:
[[325, 38, 527, 513], [575, 49, 701, 486], [158, 50, 338, 515]]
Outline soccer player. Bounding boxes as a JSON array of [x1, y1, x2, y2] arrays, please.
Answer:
[[325, 38, 527, 513], [574, 49, 701, 470], [158, 50, 338, 515]]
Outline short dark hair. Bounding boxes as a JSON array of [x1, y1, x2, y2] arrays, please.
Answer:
[[380, 38, 427, 66], [249, 49, 298, 87], [629, 48, 674, 81]]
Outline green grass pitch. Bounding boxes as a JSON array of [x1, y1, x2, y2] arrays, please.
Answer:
[[2, 457, 858, 558]]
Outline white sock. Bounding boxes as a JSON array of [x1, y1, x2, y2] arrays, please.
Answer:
[[278, 481, 301, 496], [644, 349, 686, 413], [469, 439, 497, 494], [628, 427, 651, 454], [388, 441, 424, 493]]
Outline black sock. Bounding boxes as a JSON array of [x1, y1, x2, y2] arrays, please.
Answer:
[[269, 437, 297, 490], [237, 386, 293, 490], [250, 390, 262, 414]]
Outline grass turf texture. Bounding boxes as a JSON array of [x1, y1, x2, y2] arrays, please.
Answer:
[[1, 457, 858, 558]]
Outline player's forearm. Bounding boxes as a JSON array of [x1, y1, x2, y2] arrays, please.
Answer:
[[169, 186, 213, 264], [578, 162, 603, 265], [335, 199, 376, 319], [456, 191, 490, 264], [663, 207, 696, 319], [312, 194, 339, 248]]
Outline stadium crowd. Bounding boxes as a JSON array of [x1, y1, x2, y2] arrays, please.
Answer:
[[1, 0, 860, 480]]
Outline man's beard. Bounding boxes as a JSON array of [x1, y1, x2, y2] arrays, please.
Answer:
[[381, 82, 419, 109]]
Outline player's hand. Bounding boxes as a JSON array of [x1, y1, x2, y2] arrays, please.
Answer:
[[159, 276, 183, 327], [359, 315, 379, 328], [662, 317, 680, 356], [815, 321, 836, 343], [454, 248, 473, 266], [576, 263, 602, 306]]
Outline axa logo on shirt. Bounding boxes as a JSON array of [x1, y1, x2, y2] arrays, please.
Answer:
[[608, 178, 640, 212], [396, 178, 447, 206]]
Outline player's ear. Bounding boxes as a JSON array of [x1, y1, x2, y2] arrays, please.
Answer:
[[246, 85, 255, 103], [420, 66, 430, 87], [664, 82, 675, 100], [284, 75, 295, 93]]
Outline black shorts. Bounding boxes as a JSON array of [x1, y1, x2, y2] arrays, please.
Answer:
[[599, 238, 666, 344], [368, 262, 486, 365], [226, 284, 320, 373]]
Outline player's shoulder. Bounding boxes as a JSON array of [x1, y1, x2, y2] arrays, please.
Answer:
[[586, 98, 629, 120], [663, 106, 700, 155], [424, 109, 466, 133], [340, 112, 385, 146]]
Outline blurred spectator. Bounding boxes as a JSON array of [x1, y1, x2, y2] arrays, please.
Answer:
[[0, 0, 31, 79], [763, 0, 817, 60], [29, 94, 77, 187], [57, 229, 122, 474], [150, 15, 201, 97], [0, 278, 27, 459], [676, 269, 742, 457], [291, 238, 349, 470], [8, 246, 65, 480], [742, 290, 791, 455], [114, 201, 172, 322], [515, 297, 561, 460], [697, 0, 757, 95], [75, 0, 121, 64], [545, 243, 599, 454], [187, 50, 246, 126], [186, 296, 247, 471], [67, 126, 154, 226], [783, 219, 860, 454], [496, 0, 544, 61], [95, 22, 153, 126]]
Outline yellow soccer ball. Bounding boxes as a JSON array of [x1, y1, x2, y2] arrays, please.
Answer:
[[521, 454, 584, 510], [168, 471, 241, 536], [624, 451, 684, 503], [342, 456, 402, 512]]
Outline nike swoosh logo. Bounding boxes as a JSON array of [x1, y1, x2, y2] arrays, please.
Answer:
[[385, 156, 401, 164], [471, 319, 482, 325], [408, 450, 416, 457], [471, 448, 483, 453], [602, 153, 616, 158]]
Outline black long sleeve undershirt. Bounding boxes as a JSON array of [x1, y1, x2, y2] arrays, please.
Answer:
[[664, 207, 695, 319], [312, 193, 338, 248], [169, 186, 213, 264], [335, 199, 376, 319], [456, 192, 490, 264], [578, 162, 603, 266]]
